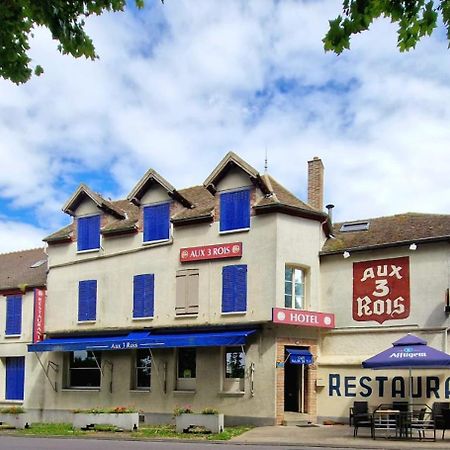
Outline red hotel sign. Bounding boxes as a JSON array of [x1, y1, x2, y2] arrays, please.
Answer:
[[353, 256, 410, 324], [273, 307, 335, 329], [33, 288, 46, 343], [180, 242, 242, 262]]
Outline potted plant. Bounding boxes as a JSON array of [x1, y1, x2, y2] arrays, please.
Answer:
[[0, 406, 31, 429], [72, 406, 139, 431], [175, 406, 224, 433]]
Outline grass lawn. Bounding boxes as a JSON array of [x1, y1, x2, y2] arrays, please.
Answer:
[[7, 423, 252, 441]]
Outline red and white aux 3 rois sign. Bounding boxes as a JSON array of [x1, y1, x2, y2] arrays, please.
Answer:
[[353, 256, 410, 324], [180, 242, 242, 262], [33, 288, 46, 343], [273, 307, 335, 329]]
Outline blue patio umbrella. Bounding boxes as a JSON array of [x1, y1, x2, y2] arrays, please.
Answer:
[[363, 334, 450, 405]]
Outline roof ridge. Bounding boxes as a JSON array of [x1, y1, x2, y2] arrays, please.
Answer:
[[334, 212, 450, 225], [0, 247, 45, 257]]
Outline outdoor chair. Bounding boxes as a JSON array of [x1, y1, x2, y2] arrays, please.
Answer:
[[351, 402, 373, 438], [410, 407, 435, 440], [432, 402, 450, 432], [349, 401, 368, 426], [440, 409, 450, 439], [392, 401, 409, 412]]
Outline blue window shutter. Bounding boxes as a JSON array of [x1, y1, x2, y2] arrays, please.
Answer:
[[78, 216, 100, 251], [6, 357, 25, 400], [220, 189, 250, 232], [134, 274, 154, 318], [222, 265, 247, 312], [143, 203, 170, 242], [234, 265, 247, 312], [133, 275, 144, 317], [78, 280, 97, 321], [6, 295, 22, 335], [143, 274, 155, 317]]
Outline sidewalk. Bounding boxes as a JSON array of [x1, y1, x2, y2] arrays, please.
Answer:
[[231, 424, 450, 449]]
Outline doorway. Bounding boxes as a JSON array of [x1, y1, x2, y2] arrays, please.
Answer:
[[284, 349, 308, 413]]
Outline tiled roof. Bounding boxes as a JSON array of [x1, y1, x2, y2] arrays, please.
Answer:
[[322, 213, 450, 254], [63, 184, 125, 219], [46, 162, 328, 241], [255, 175, 322, 213], [0, 248, 47, 291]]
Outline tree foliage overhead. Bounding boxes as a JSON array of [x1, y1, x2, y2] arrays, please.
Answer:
[[324, 0, 450, 54], [0, 0, 147, 84]]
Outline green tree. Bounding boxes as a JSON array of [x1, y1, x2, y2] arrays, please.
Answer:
[[0, 0, 153, 84], [324, 0, 450, 54]]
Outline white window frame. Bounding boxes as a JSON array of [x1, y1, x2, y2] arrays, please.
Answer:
[[284, 265, 308, 310], [175, 348, 196, 391], [222, 346, 245, 393]]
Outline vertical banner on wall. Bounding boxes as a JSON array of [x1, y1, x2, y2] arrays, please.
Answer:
[[33, 288, 46, 343], [353, 256, 410, 324]]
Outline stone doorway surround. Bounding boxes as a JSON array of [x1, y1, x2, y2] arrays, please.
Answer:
[[276, 337, 318, 425]]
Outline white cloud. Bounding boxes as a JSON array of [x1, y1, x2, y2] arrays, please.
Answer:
[[0, 220, 46, 253], [0, 0, 449, 251]]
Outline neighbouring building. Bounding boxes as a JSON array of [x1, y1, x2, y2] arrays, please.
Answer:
[[0, 248, 46, 408], [2, 152, 449, 425], [318, 213, 450, 422]]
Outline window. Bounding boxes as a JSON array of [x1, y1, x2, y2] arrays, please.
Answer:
[[223, 347, 245, 393], [133, 274, 154, 318], [220, 189, 250, 232], [340, 221, 370, 232], [222, 265, 247, 313], [133, 349, 151, 390], [77, 215, 101, 251], [5, 295, 22, 335], [143, 203, 170, 243], [5, 357, 25, 400], [175, 269, 199, 315], [225, 347, 245, 378], [176, 348, 196, 390], [67, 350, 101, 388], [78, 280, 97, 322], [285, 267, 305, 309]]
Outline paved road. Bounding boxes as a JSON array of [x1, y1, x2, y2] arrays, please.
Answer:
[[0, 436, 362, 450]]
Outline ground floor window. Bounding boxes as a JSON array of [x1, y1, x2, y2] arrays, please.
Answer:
[[5, 357, 25, 400], [223, 347, 245, 392], [134, 349, 151, 390], [67, 351, 101, 388], [176, 348, 196, 390]]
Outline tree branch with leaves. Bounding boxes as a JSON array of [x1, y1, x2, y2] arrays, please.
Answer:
[[324, 0, 450, 53], [0, 0, 150, 84]]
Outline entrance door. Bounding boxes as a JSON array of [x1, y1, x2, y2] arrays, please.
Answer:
[[284, 349, 308, 413], [284, 357, 299, 411]]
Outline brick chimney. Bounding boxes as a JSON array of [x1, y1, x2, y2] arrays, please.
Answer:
[[307, 157, 324, 211]]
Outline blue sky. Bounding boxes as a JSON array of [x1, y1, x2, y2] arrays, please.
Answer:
[[0, 0, 449, 252]]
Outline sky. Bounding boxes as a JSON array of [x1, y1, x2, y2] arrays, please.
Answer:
[[0, 0, 449, 253]]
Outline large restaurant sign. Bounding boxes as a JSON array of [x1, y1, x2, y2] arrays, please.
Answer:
[[273, 307, 335, 329], [33, 288, 46, 343], [353, 256, 410, 324], [180, 242, 242, 262]]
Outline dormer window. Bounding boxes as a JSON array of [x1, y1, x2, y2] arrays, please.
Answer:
[[143, 202, 171, 243], [220, 188, 251, 232], [77, 215, 100, 251]]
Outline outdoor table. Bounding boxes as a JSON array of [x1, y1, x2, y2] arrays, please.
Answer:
[[372, 409, 400, 439], [372, 409, 435, 441]]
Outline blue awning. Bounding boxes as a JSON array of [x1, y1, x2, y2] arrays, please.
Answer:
[[286, 348, 313, 365], [28, 329, 256, 353]]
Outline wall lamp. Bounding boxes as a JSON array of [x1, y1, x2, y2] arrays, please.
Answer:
[[409, 243, 417, 251], [343, 251, 350, 259]]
